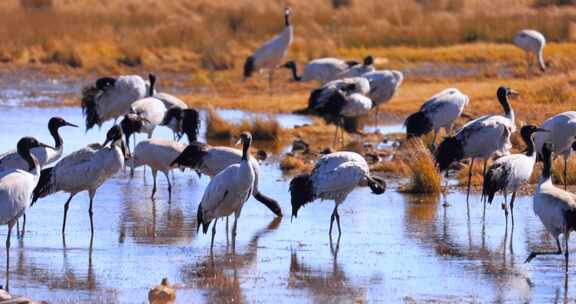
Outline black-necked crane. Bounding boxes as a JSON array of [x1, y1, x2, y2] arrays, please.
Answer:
[[243, 8, 293, 89], [512, 29, 546, 73], [534, 111, 576, 190], [0, 117, 77, 171], [130, 138, 186, 201], [0, 117, 78, 236], [308, 76, 370, 111], [32, 126, 130, 246], [195, 132, 255, 251], [170, 141, 282, 217], [160, 107, 201, 143], [482, 125, 549, 226], [435, 86, 517, 203], [281, 56, 372, 84], [404, 88, 469, 148], [525, 143, 576, 273], [81, 74, 150, 130], [0, 137, 52, 284], [309, 89, 373, 147], [289, 151, 386, 237], [362, 70, 404, 129]]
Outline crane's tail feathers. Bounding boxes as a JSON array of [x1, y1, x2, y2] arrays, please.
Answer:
[[182, 109, 201, 143], [161, 107, 180, 126], [481, 164, 509, 205], [367, 175, 387, 194], [308, 88, 325, 110], [243, 56, 255, 80], [81, 85, 103, 131], [170, 142, 209, 168], [32, 167, 54, 206], [197, 204, 211, 234], [404, 111, 433, 138], [289, 173, 315, 220], [253, 191, 283, 217], [345, 60, 359, 67], [435, 136, 464, 172], [342, 117, 360, 134]]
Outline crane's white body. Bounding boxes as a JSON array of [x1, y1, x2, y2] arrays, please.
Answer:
[[93, 75, 148, 124], [153, 93, 188, 110], [131, 139, 186, 173], [362, 70, 404, 107], [0, 163, 40, 225], [420, 88, 469, 134], [340, 93, 373, 118], [129, 97, 168, 138], [534, 178, 576, 238], [49, 143, 124, 195], [513, 29, 546, 71], [534, 111, 576, 158], [251, 25, 293, 73], [198, 155, 255, 225], [338, 64, 375, 79], [299, 58, 350, 83], [456, 111, 515, 159], [195, 146, 262, 190], [310, 152, 371, 204]]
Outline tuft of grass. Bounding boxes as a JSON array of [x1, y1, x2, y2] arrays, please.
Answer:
[[205, 108, 282, 141], [399, 139, 442, 193], [279, 154, 313, 173]]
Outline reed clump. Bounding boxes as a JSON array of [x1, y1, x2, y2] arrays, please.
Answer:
[[205, 108, 282, 141], [399, 139, 442, 193]]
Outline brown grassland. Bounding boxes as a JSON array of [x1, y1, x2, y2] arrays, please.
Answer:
[[4, 0, 576, 190]]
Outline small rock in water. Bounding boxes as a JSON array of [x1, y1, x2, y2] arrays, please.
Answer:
[[148, 278, 176, 304], [292, 139, 309, 153]]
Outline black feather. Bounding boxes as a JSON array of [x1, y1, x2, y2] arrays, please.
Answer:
[[32, 167, 54, 206], [170, 142, 209, 168], [161, 107, 181, 126], [95, 77, 116, 91], [481, 162, 511, 205], [564, 208, 576, 232], [243, 56, 255, 79], [435, 136, 464, 172], [404, 111, 433, 138], [289, 173, 315, 219], [308, 88, 324, 110], [182, 109, 201, 143], [81, 85, 103, 131], [253, 191, 283, 216]]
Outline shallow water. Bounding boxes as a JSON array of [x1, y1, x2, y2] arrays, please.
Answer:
[[0, 107, 574, 303]]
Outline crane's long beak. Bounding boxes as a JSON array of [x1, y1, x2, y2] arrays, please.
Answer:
[[235, 138, 242, 146], [65, 122, 79, 128], [509, 89, 520, 97], [39, 143, 56, 150], [121, 139, 131, 160], [103, 138, 111, 147]]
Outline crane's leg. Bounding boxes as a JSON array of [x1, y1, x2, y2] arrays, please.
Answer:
[[482, 158, 488, 213], [268, 70, 275, 93], [501, 190, 509, 228], [232, 212, 240, 251], [525, 51, 531, 73], [564, 156, 569, 190], [5, 220, 14, 291], [525, 236, 562, 263], [151, 169, 158, 199], [163, 171, 172, 203], [510, 191, 517, 228], [20, 214, 26, 239], [88, 190, 96, 248], [466, 158, 475, 204], [565, 229, 570, 273], [374, 107, 380, 133], [332, 124, 340, 148], [329, 203, 342, 236], [62, 193, 76, 236], [210, 218, 218, 254]]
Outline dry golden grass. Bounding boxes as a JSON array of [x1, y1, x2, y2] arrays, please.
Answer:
[[399, 139, 442, 193], [552, 157, 576, 186], [205, 108, 282, 141], [280, 154, 313, 173]]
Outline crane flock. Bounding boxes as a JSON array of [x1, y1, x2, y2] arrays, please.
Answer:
[[0, 7, 572, 289]]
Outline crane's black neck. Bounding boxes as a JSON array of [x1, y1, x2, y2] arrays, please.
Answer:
[[285, 13, 290, 27], [286, 62, 301, 81], [521, 131, 536, 157], [49, 124, 63, 149], [18, 145, 36, 172], [497, 90, 512, 116], [148, 74, 156, 97], [541, 147, 552, 181], [242, 138, 251, 161]]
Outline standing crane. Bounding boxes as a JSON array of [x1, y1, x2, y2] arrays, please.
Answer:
[[512, 29, 546, 73]]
